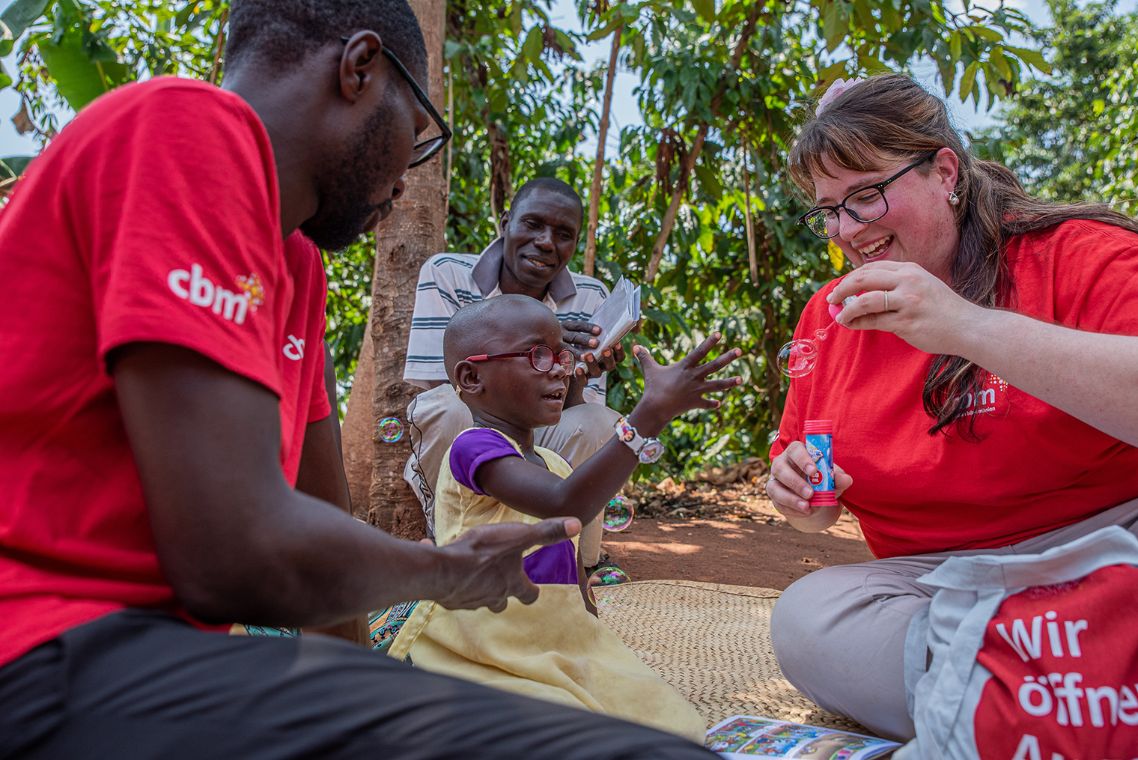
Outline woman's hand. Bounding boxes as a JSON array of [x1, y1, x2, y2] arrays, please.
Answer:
[[630, 333, 743, 436], [766, 441, 852, 530], [828, 261, 985, 356]]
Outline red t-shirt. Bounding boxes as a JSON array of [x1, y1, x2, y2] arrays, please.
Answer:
[[772, 220, 1138, 558], [0, 78, 331, 667]]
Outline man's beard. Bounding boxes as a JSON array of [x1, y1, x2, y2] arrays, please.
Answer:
[[301, 107, 394, 251]]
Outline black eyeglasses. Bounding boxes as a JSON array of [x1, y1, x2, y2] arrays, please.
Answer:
[[466, 345, 575, 374], [340, 36, 452, 168], [798, 150, 939, 239]]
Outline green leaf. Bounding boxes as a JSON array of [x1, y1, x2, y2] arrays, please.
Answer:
[[988, 46, 1010, 79], [817, 59, 848, 85], [697, 225, 714, 254], [880, 1, 901, 31], [586, 15, 622, 41], [0, 20, 13, 57], [692, 0, 715, 23], [852, 0, 874, 30], [38, 30, 129, 111], [0, 0, 52, 39], [0, 155, 33, 179], [949, 31, 962, 61], [822, 2, 845, 53], [553, 30, 579, 60], [856, 51, 893, 75], [173, 2, 197, 30], [1005, 45, 1051, 74], [959, 60, 979, 101], [936, 56, 955, 94], [969, 25, 1003, 43], [694, 164, 722, 197], [520, 25, 543, 63]]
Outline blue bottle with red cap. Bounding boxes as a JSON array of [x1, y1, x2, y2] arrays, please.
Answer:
[[803, 420, 837, 507]]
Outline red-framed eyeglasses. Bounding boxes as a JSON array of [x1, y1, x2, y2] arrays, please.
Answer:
[[465, 344, 574, 374]]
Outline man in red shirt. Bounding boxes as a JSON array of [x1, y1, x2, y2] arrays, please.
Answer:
[[0, 2, 715, 757]]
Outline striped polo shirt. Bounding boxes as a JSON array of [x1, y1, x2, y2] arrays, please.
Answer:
[[403, 238, 610, 404]]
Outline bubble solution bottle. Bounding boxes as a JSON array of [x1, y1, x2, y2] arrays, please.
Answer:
[[803, 420, 837, 507]]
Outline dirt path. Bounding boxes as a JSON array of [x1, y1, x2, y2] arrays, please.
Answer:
[[599, 475, 873, 590], [602, 515, 872, 590]]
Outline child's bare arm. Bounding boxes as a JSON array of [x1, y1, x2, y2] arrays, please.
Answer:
[[477, 334, 742, 523]]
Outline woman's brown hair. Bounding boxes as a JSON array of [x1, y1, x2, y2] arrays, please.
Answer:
[[788, 74, 1138, 435]]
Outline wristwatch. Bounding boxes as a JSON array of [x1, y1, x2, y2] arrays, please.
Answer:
[[614, 416, 664, 464]]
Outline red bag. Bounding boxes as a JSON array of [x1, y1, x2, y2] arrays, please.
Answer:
[[898, 527, 1138, 759]]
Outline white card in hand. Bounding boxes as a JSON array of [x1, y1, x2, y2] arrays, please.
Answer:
[[588, 276, 641, 354]]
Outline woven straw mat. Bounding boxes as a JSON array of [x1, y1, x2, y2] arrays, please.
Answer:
[[593, 580, 865, 733]]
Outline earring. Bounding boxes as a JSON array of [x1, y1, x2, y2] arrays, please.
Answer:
[[454, 385, 463, 398], [948, 191, 960, 206]]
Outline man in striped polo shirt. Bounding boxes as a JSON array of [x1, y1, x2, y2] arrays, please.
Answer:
[[403, 178, 623, 571]]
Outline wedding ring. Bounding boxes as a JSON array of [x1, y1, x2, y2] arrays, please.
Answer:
[[883, 290, 890, 312]]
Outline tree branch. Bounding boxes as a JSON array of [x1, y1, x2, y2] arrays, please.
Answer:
[[583, 24, 622, 278], [645, 4, 763, 282]]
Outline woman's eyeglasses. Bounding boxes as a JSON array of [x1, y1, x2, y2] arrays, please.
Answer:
[[798, 150, 938, 239], [465, 345, 575, 374]]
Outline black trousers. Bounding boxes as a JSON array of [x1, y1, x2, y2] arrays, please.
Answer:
[[0, 609, 715, 759]]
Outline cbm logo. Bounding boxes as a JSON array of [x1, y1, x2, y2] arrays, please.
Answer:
[[167, 264, 252, 325], [963, 388, 997, 409]]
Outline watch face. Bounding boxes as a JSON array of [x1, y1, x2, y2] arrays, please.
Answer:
[[638, 439, 665, 463]]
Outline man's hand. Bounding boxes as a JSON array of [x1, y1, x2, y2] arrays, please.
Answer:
[[561, 319, 601, 353], [576, 343, 626, 379], [434, 517, 582, 612], [562, 319, 633, 379]]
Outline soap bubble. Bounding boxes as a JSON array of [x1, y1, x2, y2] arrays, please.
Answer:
[[776, 339, 818, 378], [588, 565, 631, 588], [376, 416, 404, 443], [603, 495, 635, 532]]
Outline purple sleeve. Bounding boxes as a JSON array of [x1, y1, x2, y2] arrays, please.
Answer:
[[523, 540, 579, 585], [449, 428, 522, 494]]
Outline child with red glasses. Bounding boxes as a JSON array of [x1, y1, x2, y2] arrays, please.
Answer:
[[386, 294, 741, 741]]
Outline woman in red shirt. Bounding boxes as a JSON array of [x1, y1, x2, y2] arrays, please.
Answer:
[[766, 73, 1138, 740]]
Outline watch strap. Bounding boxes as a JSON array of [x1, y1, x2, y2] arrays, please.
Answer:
[[614, 416, 663, 463]]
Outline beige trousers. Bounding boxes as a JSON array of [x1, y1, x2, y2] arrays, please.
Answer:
[[403, 384, 620, 564], [770, 496, 1138, 741]]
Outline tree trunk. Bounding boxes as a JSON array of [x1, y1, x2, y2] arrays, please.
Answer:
[[757, 216, 782, 428], [341, 319, 376, 514], [340, 0, 446, 539], [488, 121, 512, 221], [583, 25, 621, 278], [742, 148, 758, 286]]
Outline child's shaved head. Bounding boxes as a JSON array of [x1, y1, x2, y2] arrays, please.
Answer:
[[443, 295, 562, 384]]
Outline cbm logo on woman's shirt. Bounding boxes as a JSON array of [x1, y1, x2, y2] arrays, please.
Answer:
[[167, 264, 263, 325], [962, 372, 1010, 417]]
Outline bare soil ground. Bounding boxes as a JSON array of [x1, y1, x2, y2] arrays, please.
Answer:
[[600, 466, 873, 590]]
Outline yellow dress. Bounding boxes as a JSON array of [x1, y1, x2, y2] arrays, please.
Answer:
[[388, 430, 706, 742]]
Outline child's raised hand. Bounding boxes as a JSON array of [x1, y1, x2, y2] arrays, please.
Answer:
[[630, 333, 742, 435]]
